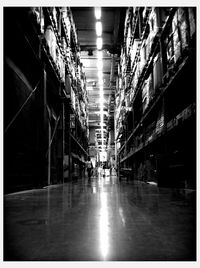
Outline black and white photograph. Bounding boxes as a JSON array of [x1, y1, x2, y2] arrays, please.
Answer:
[[2, 0, 198, 264]]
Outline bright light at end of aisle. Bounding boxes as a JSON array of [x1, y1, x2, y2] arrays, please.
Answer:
[[97, 37, 103, 50], [100, 102, 104, 112], [99, 97, 106, 105], [97, 50, 103, 59], [98, 71, 103, 81], [95, 7, 101, 20], [99, 79, 103, 87], [96, 21, 102, 36], [99, 88, 104, 97], [97, 59, 103, 71]]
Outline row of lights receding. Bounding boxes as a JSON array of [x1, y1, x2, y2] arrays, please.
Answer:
[[95, 7, 104, 151]]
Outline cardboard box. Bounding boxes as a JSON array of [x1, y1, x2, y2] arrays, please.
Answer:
[[140, 42, 146, 73], [179, 20, 189, 50], [188, 8, 196, 38], [153, 53, 163, 91], [156, 113, 164, 133], [142, 80, 150, 113], [172, 11, 178, 32], [166, 35, 174, 66], [149, 8, 167, 36], [147, 73, 154, 100], [130, 39, 140, 65], [174, 41, 181, 63]]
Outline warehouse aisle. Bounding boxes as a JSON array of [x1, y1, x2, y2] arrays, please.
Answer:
[[4, 172, 196, 261]]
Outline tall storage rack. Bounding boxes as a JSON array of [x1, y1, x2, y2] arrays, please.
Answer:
[[115, 7, 196, 189], [4, 7, 89, 193]]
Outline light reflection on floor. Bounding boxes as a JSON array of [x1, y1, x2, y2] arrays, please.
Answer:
[[4, 169, 196, 261], [99, 191, 109, 260]]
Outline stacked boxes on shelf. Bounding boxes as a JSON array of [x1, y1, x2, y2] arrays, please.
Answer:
[[163, 8, 195, 82], [172, 8, 190, 63], [165, 29, 174, 69], [44, 25, 57, 59], [115, 87, 125, 141], [142, 79, 150, 113], [130, 39, 140, 68], [119, 48, 126, 90], [61, 7, 71, 44], [172, 10, 182, 63], [125, 92, 132, 110], [30, 7, 45, 34], [149, 8, 163, 37], [145, 31, 153, 60], [43, 8, 66, 83], [177, 8, 190, 51], [71, 88, 76, 111], [124, 8, 133, 55], [139, 40, 147, 74], [149, 8, 170, 37], [141, 70, 154, 114], [188, 8, 196, 38], [64, 8, 88, 132], [126, 20, 132, 56], [145, 121, 156, 143], [115, 54, 124, 140], [42, 7, 89, 137], [153, 52, 163, 92], [77, 62, 88, 130], [8, 7, 90, 187], [155, 109, 165, 134], [116, 7, 167, 147], [116, 7, 196, 186], [122, 8, 135, 93]]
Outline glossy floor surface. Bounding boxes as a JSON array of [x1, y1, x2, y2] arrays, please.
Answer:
[[4, 171, 196, 261]]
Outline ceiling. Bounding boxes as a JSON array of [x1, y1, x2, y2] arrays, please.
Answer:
[[71, 7, 126, 143]]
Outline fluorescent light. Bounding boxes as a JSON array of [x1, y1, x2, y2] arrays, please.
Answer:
[[95, 7, 101, 19], [96, 21, 102, 36], [97, 37, 103, 50]]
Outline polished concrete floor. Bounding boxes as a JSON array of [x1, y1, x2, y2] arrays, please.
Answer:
[[4, 171, 196, 261]]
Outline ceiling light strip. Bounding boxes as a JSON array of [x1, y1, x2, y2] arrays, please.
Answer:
[[96, 37, 103, 50], [96, 21, 102, 36], [95, 7, 101, 20], [94, 7, 104, 152]]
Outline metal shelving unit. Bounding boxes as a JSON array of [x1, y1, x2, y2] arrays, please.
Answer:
[[116, 7, 196, 189], [4, 7, 90, 192]]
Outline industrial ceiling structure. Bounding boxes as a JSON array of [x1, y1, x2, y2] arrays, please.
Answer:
[[71, 7, 126, 153]]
